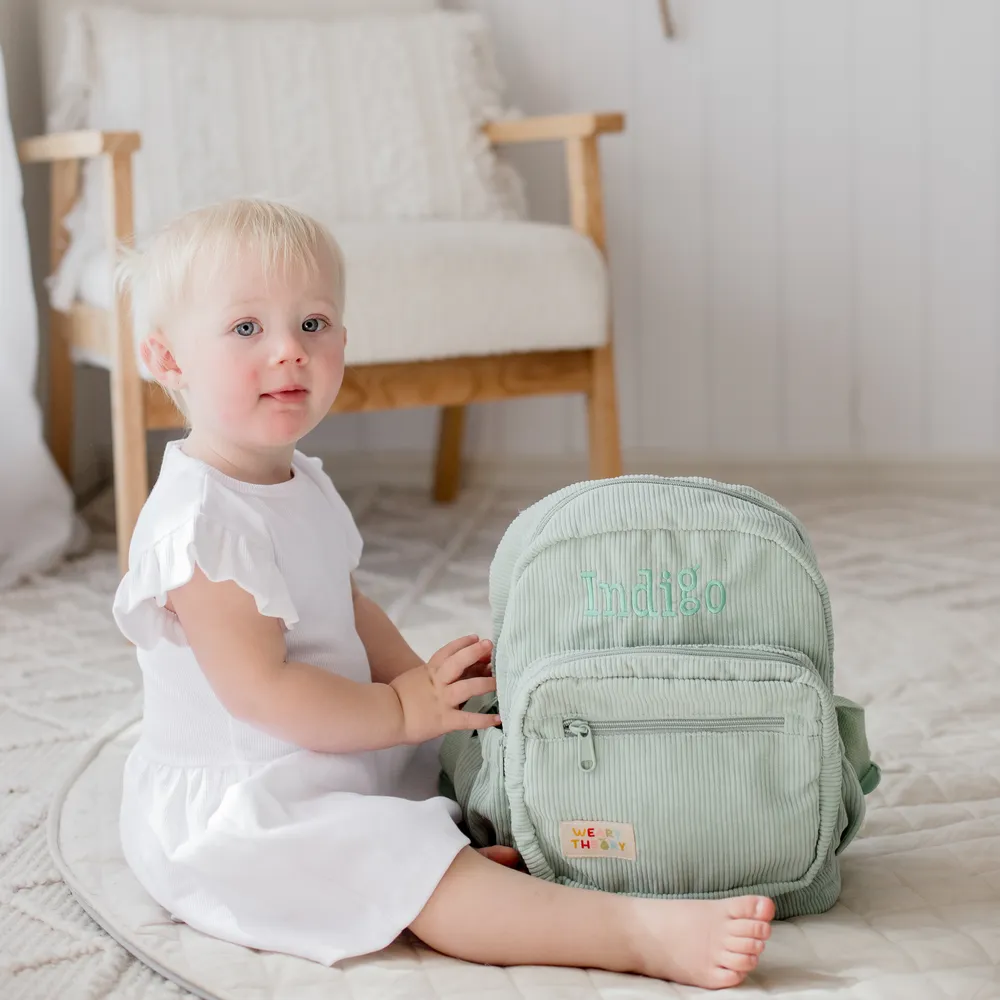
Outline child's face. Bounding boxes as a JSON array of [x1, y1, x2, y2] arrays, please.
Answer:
[[156, 249, 346, 451]]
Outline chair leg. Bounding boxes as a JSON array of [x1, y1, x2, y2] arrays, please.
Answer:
[[586, 343, 623, 480], [433, 405, 465, 503], [47, 159, 81, 488], [48, 310, 74, 484], [104, 147, 148, 572], [110, 370, 149, 573]]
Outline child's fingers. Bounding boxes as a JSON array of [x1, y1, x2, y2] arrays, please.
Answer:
[[438, 638, 492, 683], [448, 675, 497, 706], [428, 634, 481, 667], [450, 708, 502, 731], [459, 661, 493, 680]]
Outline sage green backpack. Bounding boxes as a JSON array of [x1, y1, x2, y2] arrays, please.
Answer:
[[440, 476, 880, 918]]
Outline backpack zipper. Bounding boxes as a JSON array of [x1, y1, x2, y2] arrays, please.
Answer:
[[563, 715, 786, 772], [521, 644, 810, 772], [531, 641, 810, 675], [528, 476, 810, 549]]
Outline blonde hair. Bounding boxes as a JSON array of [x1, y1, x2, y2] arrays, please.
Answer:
[[116, 198, 346, 418]]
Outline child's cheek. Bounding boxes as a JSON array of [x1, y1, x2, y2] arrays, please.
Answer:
[[242, 364, 263, 402], [212, 355, 261, 421], [223, 354, 261, 404]]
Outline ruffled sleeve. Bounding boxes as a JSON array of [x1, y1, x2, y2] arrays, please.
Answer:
[[112, 513, 299, 650]]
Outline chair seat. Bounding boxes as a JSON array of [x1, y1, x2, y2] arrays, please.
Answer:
[[72, 220, 609, 370]]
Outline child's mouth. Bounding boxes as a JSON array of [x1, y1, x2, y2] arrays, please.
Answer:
[[264, 388, 309, 402]]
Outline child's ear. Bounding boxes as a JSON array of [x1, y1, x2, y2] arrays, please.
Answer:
[[141, 334, 184, 389]]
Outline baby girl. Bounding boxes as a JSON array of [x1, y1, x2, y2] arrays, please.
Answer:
[[112, 198, 774, 989]]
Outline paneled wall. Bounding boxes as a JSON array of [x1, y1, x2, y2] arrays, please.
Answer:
[[324, 0, 1000, 464], [16, 0, 1000, 482]]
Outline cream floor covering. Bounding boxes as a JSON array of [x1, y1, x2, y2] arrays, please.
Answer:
[[2, 481, 999, 999]]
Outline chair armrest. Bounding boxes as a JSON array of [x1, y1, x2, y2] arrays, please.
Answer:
[[18, 130, 141, 164], [484, 113, 624, 252], [483, 113, 624, 146]]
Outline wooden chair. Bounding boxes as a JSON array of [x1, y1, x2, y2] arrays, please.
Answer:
[[19, 113, 624, 572]]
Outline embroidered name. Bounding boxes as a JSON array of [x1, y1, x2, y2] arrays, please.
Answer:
[[559, 821, 637, 861], [580, 566, 727, 618]]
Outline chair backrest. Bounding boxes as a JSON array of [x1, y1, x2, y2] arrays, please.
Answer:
[[39, 0, 439, 114]]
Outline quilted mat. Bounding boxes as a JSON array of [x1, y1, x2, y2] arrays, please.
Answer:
[[46, 489, 1000, 999]]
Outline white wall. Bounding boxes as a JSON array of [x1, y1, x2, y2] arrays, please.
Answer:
[[307, 0, 1000, 466], [434, 0, 999, 465], [17, 0, 1000, 487]]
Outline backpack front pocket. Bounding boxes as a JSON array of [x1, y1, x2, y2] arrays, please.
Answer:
[[505, 646, 841, 899]]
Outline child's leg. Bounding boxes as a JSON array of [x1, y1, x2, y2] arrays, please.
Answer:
[[410, 847, 774, 990]]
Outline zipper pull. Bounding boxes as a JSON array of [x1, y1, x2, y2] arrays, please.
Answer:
[[564, 720, 596, 772]]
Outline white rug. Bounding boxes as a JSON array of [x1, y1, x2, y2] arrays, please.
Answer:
[[2, 482, 1000, 999]]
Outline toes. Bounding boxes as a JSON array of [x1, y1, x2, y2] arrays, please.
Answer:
[[725, 934, 766, 956], [721, 951, 759, 974], [477, 845, 521, 868], [729, 918, 772, 942], [707, 968, 746, 990], [727, 895, 776, 922]]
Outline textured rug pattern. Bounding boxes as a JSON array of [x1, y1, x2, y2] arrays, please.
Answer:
[[1, 483, 999, 999]]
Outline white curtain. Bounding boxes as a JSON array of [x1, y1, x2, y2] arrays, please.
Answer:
[[0, 46, 75, 589]]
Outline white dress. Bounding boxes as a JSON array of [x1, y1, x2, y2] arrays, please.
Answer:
[[112, 440, 469, 965]]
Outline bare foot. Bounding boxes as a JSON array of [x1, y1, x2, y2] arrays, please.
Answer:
[[476, 845, 521, 868], [629, 895, 775, 989]]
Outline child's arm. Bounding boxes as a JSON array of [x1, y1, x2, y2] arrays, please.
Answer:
[[168, 566, 500, 754], [351, 578, 492, 684], [351, 578, 423, 683]]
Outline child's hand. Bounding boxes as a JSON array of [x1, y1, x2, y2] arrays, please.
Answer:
[[457, 640, 494, 679], [389, 635, 501, 745]]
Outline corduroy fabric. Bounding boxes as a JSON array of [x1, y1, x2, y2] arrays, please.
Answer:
[[440, 476, 880, 918]]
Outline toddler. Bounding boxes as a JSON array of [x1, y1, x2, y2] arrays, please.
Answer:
[[112, 198, 775, 989]]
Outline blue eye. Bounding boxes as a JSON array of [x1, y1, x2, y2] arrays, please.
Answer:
[[233, 320, 261, 338], [302, 317, 329, 333]]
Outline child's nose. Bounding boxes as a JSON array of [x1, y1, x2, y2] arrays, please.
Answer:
[[274, 328, 307, 365]]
